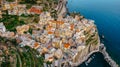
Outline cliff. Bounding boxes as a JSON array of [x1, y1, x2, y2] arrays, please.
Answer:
[[56, 0, 68, 17], [70, 33, 100, 66], [57, 0, 119, 67], [70, 43, 118, 67]]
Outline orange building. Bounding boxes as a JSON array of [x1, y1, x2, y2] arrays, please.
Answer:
[[64, 43, 70, 49], [29, 7, 42, 14], [33, 42, 40, 49]]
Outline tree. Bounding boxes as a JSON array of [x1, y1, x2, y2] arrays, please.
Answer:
[[28, 28, 33, 34], [25, 0, 36, 4], [6, 0, 15, 2]]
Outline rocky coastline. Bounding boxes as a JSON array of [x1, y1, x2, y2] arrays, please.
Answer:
[[0, 0, 118, 67], [99, 44, 118, 67], [70, 44, 119, 67], [58, 0, 119, 67]]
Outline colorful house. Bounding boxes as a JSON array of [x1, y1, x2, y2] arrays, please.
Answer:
[[28, 6, 42, 14]]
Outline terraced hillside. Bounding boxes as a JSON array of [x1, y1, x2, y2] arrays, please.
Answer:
[[0, 37, 44, 67]]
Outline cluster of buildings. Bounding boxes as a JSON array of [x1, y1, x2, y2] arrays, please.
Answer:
[[0, 0, 42, 16], [0, 10, 97, 66], [16, 12, 96, 66], [0, 23, 15, 38], [0, 0, 97, 66]]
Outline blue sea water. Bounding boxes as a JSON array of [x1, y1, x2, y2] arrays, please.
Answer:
[[67, 0, 120, 66], [79, 52, 111, 67]]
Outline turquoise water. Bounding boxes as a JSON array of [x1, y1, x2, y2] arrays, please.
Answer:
[[67, 0, 120, 66]]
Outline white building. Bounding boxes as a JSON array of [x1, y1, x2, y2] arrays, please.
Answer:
[[0, 23, 6, 33]]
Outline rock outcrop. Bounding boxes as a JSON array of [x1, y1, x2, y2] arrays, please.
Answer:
[[99, 44, 119, 67], [71, 37, 100, 66], [70, 43, 118, 67], [56, 0, 68, 17]]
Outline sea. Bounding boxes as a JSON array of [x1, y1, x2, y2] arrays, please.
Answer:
[[67, 0, 120, 67]]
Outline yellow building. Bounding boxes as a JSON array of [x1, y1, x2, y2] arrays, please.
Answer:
[[2, 2, 17, 10], [16, 25, 29, 34]]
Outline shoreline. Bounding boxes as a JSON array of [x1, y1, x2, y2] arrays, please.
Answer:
[[58, 0, 119, 66], [0, 0, 118, 67], [99, 44, 119, 67], [70, 44, 119, 67], [71, 48, 99, 66]]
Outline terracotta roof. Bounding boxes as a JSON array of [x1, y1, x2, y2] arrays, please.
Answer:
[[29, 7, 42, 14], [57, 21, 64, 25], [48, 31, 53, 34], [33, 42, 40, 49], [64, 43, 70, 48]]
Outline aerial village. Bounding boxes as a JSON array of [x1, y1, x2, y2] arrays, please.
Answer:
[[0, 0, 99, 67]]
